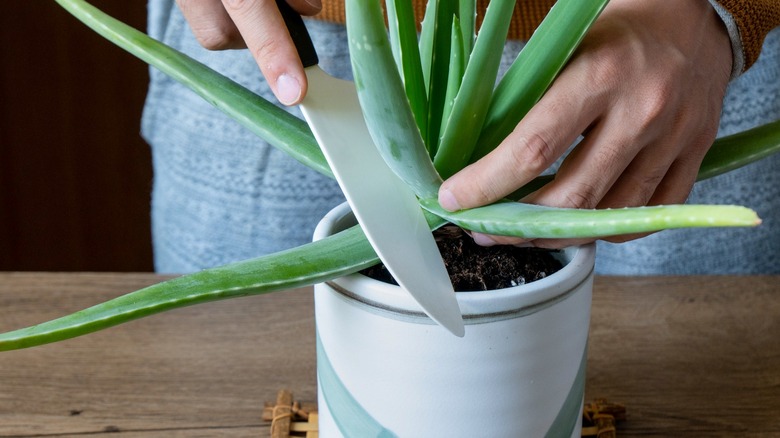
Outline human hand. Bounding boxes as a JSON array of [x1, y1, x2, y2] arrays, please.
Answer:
[[176, 0, 322, 105], [438, 0, 733, 248]]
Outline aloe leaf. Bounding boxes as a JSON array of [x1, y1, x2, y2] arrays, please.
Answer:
[[472, 0, 608, 161], [386, 0, 402, 70], [419, 198, 760, 239], [0, 225, 376, 351], [345, 0, 443, 199], [386, 0, 429, 140], [459, 0, 476, 58], [433, 0, 516, 178], [425, 0, 458, 154], [0, 208, 450, 351], [698, 119, 780, 180], [438, 16, 465, 144], [418, 0, 438, 93], [53, 0, 332, 178]]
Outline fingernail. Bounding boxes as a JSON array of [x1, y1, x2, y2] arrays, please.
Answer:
[[438, 187, 462, 211], [472, 233, 497, 247], [276, 74, 301, 105], [304, 0, 322, 9]]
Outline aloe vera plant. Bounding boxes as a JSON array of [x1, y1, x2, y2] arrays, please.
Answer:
[[1, 0, 778, 351]]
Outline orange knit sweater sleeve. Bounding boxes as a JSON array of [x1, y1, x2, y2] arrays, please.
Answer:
[[713, 0, 780, 72], [314, 0, 780, 72], [315, 0, 554, 41]]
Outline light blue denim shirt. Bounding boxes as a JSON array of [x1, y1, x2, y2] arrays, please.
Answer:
[[143, 1, 780, 274]]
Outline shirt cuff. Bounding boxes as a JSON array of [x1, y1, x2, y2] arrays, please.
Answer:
[[708, 0, 746, 79]]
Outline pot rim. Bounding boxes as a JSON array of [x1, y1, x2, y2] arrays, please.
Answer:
[[314, 202, 595, 321]]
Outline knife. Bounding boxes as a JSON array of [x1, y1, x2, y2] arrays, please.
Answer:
[[276, 1, 464, 336]]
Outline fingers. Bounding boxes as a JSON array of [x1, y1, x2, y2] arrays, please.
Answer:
[[179, 0, 323, 105], [438, 75, 601, 212], [178, 0, 242, 49], [520, 139, 706, 249], [465, 97, 714, 250], [521, 116, 638, 210], [221, 0, 307, 105]]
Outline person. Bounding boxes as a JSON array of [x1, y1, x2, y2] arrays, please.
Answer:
[[143, 0, 780, 274]]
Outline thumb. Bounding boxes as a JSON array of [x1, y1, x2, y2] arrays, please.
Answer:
[[438, 133, 558, 211]]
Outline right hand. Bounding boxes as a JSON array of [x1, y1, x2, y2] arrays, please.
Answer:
[[176, 0, 322, 105], [438, 0, 732, 249]]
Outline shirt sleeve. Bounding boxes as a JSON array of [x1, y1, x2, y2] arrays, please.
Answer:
[[710, 0, 780, 78]]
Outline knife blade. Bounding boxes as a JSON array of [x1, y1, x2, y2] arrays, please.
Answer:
[[277, 1, 464, 336]]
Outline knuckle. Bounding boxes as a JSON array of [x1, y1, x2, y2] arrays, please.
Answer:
[[588, 55, 623, 91], [637, 88, 672, 129], [176, 0, 242, 50], [513, 132, 557, 175], [635, 74, 680, 131], [222, 0, 251, 12], [639, 168, 666, 189], [194, 25, 241, 50], [627, 174, 663, 207], [471, 175, 504, 206], [593, 144, 622, 170], [287, 0, 322, 15], [252, 36, 282, 66], [562, 182, 601, 209]]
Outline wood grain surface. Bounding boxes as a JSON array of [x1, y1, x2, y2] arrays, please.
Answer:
[[1, 273, 778, 437]]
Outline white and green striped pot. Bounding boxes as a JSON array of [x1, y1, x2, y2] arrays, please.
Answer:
[[313, 202, 595, 437]]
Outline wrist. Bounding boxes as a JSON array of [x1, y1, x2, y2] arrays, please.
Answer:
[[706, 0, 746, 78], [607, 0, 733, 82]]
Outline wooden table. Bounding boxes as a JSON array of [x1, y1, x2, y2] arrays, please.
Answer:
[[1, 273, 778, 437]]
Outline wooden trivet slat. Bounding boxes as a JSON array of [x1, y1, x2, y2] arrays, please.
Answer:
[[262, 390, 318, 438], [263, 390, 625, 438]]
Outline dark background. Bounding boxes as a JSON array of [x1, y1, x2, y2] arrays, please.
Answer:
[[1, 2, 153, 271]]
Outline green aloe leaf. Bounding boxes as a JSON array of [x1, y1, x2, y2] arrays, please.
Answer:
[[458, 0, 476, 58], [472, 0, 609, 161], [419, 198, 760, 239], [433, 0, 516, 178], [0, 210, 449, 352], [425, 0, 458, 154], [0, 225, 377, 351], [345, 0, 443, 199], [386, 0, 428, 140], [418, 0, 438, 93], [438, 16, 466, 144], [698, 119, 780, 180], [53, 0, 332, 178]]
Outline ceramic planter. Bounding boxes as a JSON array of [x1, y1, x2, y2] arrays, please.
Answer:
[[313, 202, 596, 437]]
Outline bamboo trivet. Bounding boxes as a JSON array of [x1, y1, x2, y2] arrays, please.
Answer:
[[263, 389, 625, 437], [582, 398, 627, 438], [262, 390, 318, 438]]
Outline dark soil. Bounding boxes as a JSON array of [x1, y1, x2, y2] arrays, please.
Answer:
[[360, 225, 563, 292]]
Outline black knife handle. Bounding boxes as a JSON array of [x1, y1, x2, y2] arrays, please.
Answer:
[[276, 0, 319, 68]]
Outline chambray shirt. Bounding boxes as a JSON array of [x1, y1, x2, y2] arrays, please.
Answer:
[[143, 1, 780, 274]]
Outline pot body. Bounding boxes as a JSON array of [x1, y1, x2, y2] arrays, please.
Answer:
[[313, 202, 595, 437]]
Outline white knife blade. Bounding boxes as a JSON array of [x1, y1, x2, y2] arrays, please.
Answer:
[[278, 1, 464, 336]]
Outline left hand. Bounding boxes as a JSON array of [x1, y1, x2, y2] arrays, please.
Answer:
[[437, 0, 733, 248]]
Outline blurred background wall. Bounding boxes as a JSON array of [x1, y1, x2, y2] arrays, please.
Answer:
[[0, 2, 154, 271]]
